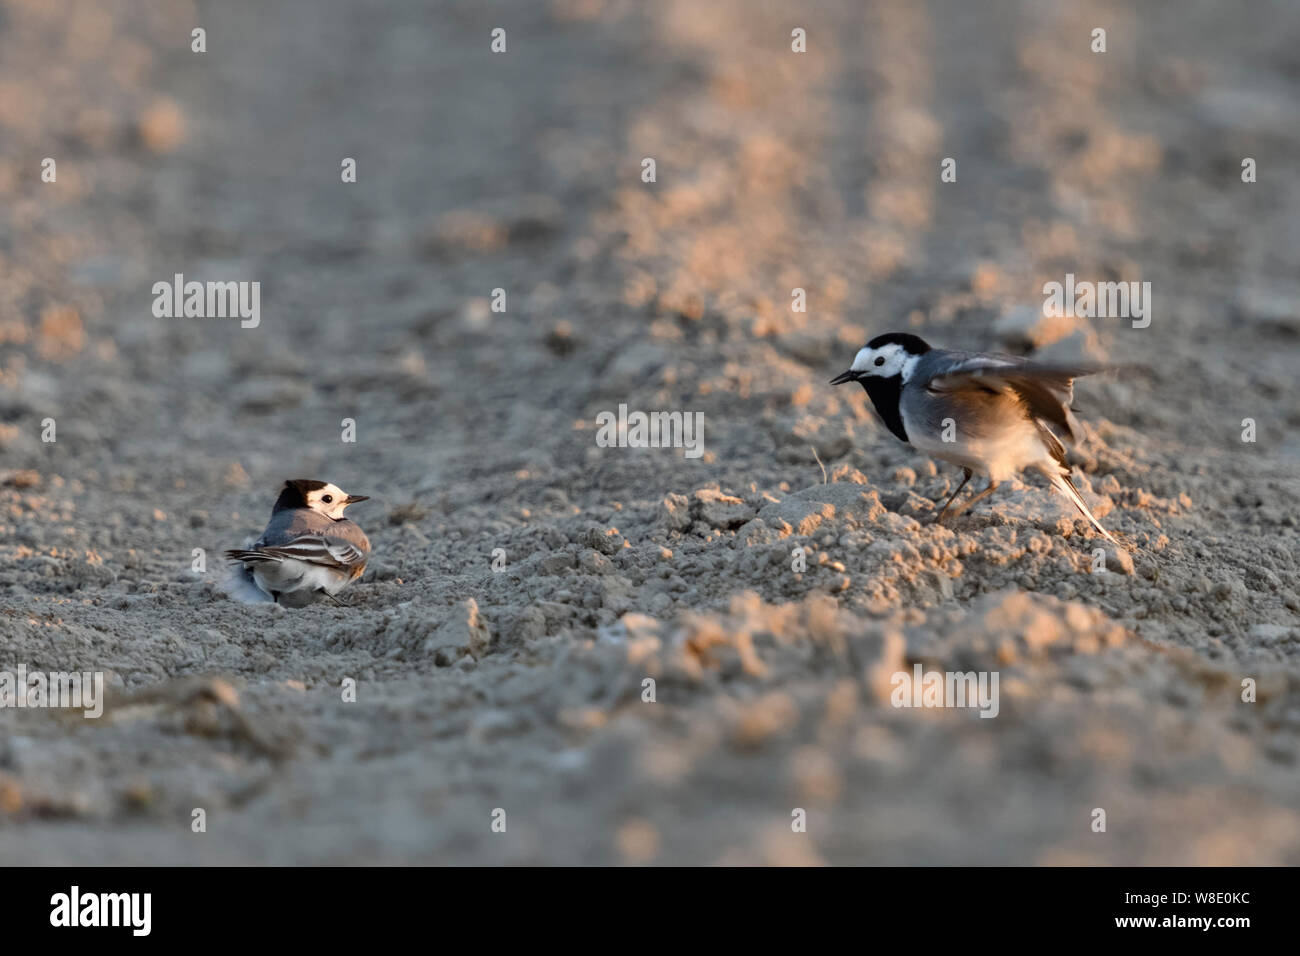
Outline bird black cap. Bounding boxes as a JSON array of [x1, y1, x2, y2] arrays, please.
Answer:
[[865, 332, 932, 354], [273, 478, 329, 513]]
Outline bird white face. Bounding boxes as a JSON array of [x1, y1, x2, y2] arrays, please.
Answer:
[[849, 343, 919, 381], [304, 483, 366, 520]]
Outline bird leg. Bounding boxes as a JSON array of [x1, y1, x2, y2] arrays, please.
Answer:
[[935, 468, 973, 524], [944, 478, 1000, 520], [319, 590, 350, 608]]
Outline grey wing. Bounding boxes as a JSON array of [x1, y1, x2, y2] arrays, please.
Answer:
[[254, 509, 310, 548], [256, 538, 366, 567], [901, 382, 1021, 445], [251, 514, 370, 569], [325, 518, 371, 556], [924, 356, 1100, 443]]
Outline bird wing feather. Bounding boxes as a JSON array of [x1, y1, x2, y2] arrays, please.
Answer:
[[924, 360, 1099, 443], [224, 535, 367, 570]]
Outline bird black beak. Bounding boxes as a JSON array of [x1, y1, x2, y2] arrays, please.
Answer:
[[829, 369, 860, 386], [344, 495, 369, 505]]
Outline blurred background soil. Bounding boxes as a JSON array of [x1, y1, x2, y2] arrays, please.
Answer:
[[1, 0, 1298, 864]]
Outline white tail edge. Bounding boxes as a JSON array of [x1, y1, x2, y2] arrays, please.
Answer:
[[1049, 470, 1119, 546]]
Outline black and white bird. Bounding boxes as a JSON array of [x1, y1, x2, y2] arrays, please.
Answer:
[[830, 332, 1118, 544], [224, 479, 371, 606]]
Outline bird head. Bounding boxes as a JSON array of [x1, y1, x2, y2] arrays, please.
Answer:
[[275, 479, 369, 520], [830, 332, 932, 386]]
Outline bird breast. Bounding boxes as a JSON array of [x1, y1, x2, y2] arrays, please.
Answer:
[[901, 386, 1053, 480]]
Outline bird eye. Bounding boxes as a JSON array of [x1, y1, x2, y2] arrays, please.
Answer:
[[322, 495, 333, 503], [874, 356, 886, 366]]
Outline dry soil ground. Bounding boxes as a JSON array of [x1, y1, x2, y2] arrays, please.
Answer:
[[1, 0, 1299, 864]]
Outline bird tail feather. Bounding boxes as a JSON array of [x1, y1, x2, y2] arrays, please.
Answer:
[[1048, 470, 1119, 546], [223, 564, 275, 604], [224, 548, 280, 564]]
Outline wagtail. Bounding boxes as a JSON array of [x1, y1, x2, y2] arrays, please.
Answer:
[[831, 332, 1118, 544], [224, 479, 372, 606]]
